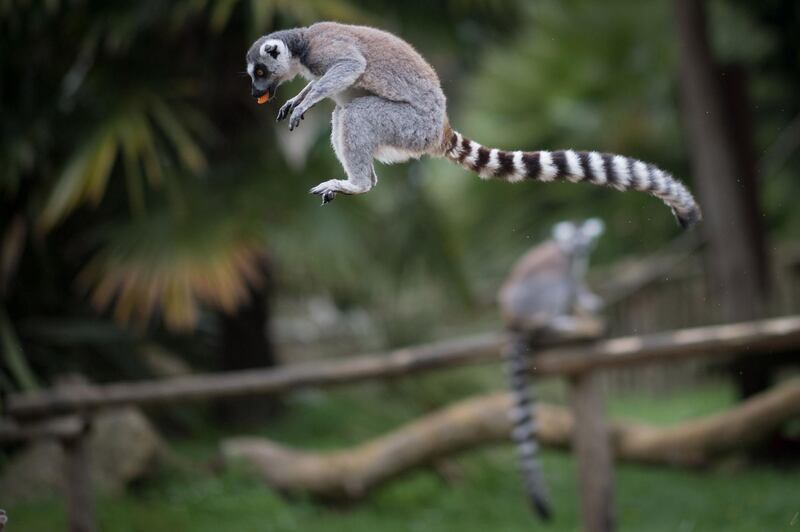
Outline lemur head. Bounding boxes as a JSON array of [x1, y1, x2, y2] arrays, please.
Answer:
[[245, 36, 294, 104], [552, 218, 604, 256]]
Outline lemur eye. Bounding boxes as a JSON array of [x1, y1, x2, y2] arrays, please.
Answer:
[[255, 69, 265, 77]]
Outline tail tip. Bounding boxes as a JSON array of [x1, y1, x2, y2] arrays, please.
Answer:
[[674, 205, 702, 230], [530, 495, 553, 522]]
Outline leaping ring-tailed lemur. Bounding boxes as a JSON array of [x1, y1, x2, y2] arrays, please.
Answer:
[[245, 22, 701, 519], [245, 22, 701, 227]]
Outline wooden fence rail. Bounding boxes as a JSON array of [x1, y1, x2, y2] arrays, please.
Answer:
[[2, 332, 507, 420], [2, 315, 800, 532], [5, 316, 800, 421]]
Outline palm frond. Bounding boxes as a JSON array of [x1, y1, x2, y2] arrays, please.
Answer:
[[79, 202, 267, 332], [38, 91, 210, 231], [38, 126, 118, 231], [0, 307, 40, 391]]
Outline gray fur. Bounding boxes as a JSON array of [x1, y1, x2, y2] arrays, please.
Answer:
[[246, 22, 447, 202]]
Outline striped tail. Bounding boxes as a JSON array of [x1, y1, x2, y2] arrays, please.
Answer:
[[443, 130, 702, 228], [503, 338, 552, 521]]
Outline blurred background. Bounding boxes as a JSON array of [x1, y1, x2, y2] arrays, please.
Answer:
[[1, 0, 799, 530]]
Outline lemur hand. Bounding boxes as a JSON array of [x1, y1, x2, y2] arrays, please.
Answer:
[[288, 105, 307, 131], [277, 96, 299, 122]]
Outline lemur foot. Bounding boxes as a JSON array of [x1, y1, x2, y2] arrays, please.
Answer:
[[310, 179, 371, 204], [309, 181, 339, 205]]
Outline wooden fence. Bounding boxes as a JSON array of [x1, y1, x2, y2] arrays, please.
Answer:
[[591, 239, 800, 394], [3, 315, 800, 532]]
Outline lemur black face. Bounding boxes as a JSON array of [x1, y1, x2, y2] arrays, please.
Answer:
[[246, 37, 295, 104], [250, 63, 278, 100]]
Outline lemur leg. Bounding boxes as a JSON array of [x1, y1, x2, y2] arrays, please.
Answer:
[[331, 106, 378, 187], [311, 96, 440, 203], [312, 104, 376, 202]]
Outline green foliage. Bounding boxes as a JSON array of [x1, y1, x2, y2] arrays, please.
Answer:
[[2, 0, 799, 385], [0, 0, 531, 393], [0, 0, 508, 347], [0, 308, 39, 390]]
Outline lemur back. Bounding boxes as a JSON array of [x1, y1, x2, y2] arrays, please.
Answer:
[[304, 23, 445, 111], [498, 219, 604, 520]]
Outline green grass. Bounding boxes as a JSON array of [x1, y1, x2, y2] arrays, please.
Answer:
[[6, 369, 800, 531], [609, 382, 737, 425]]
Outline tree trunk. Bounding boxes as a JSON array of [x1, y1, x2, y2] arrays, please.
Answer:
[[216, 257, 280, 425], [674, 0, 770, 398]]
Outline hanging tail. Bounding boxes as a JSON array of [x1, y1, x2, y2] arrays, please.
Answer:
[[442, 130, 702, 228], [504, 338, 552, 521]]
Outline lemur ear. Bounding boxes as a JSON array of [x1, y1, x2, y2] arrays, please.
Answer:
[[260, 40, 281, 59], [552, 221, 576, 242], [582, 218, 605, 239]]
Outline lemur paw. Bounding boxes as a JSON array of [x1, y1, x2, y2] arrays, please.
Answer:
[[309, 181, 339, 205], [277, 98, 297, 122], [310, 189, 336, 205], [288, 107, 306, 131]]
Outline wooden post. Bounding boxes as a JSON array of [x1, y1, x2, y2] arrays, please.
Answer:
[[62, 420, 96, 532], [570, 372, 614, 532]]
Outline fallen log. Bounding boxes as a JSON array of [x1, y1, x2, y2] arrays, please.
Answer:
[[222, 378, 800, 499]]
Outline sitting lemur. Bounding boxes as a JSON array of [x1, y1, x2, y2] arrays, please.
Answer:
[[245, 22, 700, 520], [498, 218, 605, 518]]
